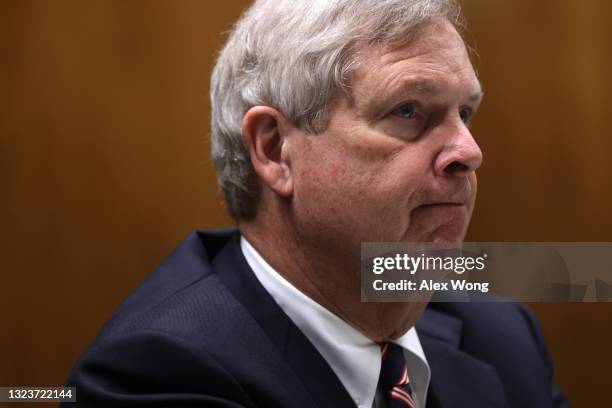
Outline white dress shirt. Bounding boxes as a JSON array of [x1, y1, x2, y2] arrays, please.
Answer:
[[240, 237, 431, 408]]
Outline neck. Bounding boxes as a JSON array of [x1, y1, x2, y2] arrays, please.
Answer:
[[239, 205, 425, 342]]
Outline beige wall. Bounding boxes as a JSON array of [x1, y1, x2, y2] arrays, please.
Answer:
[[1, 1, 611, 406]]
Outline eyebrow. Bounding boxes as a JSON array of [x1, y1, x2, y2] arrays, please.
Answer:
[[395, 78, 484, 103]]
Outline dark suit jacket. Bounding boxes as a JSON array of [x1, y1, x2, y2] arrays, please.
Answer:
[[64, 229, 567, 407]]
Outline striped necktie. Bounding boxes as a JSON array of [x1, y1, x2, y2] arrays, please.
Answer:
[[378, 343, 416, 408]]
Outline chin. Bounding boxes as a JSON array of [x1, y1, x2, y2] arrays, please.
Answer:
[[414, 221, 466, 243], [431, 228, 467, 243]]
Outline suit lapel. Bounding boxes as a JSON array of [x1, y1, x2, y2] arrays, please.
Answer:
[[211, 233, 356, 408], [417, 308, 510, 408]]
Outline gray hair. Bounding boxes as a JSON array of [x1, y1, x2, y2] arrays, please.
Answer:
[[210, 0, 464, 219]]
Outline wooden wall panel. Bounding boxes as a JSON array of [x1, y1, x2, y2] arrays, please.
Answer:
[[1, 1, 610, 406], [462, 2, 612, 406]]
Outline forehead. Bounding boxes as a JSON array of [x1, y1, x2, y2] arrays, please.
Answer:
[[349, 18, 481, 105]]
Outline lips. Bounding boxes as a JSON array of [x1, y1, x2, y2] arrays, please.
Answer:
[[412, 199, 471, 225], [418, 182, 473, 209], [411, 203, 471, 243], [417, 196, 471, 209], [414, 203, 470, 218], [419, 202, 469, 208], [407, 183, 474, 243]]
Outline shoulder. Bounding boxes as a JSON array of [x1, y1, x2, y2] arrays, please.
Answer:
[[428, 301, 547, 355], [64, 229, 279, 407], [66, 327, 257, 407], [86, 230, 237, 341], [419, 301, 567, 408], [423, 302, 550, 372]]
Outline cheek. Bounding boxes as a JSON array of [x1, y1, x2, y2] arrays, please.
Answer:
[[291, 135, 436, 241], [293, 157, 382, 238], [292, 148, 348, 213], [293, 137, 368, 198], [371, 152, 432, 208], [305, 148, 428, 206], [296, 159, 365, 212]]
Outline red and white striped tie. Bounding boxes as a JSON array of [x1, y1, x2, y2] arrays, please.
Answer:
[[378, 343, 416, 408]]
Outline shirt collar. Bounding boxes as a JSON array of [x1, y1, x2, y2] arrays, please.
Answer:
[[240, 236, 430, 408]]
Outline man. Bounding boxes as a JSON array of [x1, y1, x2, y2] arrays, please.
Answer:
[[65, 0, 567, 407]]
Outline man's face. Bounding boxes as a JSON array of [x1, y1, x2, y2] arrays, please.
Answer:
[[288, 18, 483, 255]]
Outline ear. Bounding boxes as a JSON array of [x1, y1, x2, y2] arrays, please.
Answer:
[[241, 106, 293, 198]]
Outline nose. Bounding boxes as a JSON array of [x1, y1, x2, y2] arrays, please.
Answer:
[[434, 120, 483, 177]]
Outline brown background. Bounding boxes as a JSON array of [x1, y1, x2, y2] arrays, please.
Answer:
[[1, 0, 611, 406]]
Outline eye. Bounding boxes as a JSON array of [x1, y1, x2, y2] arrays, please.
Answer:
[[393, 103, 416, 119], [459, 107, 472, 124]]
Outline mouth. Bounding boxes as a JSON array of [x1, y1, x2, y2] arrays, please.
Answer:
[[419, 182, 473, 210], [413, 203, 470, 221], [414, 201, 471, 219], [418, 202, 469, 209], [410, 202, 472, 242]]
